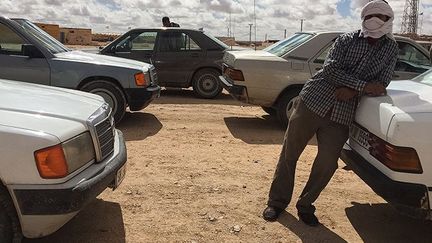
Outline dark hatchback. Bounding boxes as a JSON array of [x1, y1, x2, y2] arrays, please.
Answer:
[[100, 28, 229, 98]]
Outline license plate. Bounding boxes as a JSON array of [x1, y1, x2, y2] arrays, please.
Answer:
[[114, 164, 127, 189], [350, 124, 370, 150]]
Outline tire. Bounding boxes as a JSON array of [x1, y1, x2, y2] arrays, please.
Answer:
[[277, 89, 301, 128], [261, 106, 276, 116], [0, 186, 22, 243], [81, 80, 127, 123], [192, 69, 223, 99]]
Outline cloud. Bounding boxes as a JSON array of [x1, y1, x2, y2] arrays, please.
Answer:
[[0, 0, 430, 40]]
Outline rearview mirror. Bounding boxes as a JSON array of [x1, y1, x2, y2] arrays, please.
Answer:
[[22, 44, 44, 58]]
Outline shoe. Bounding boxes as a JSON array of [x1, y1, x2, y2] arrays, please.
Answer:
[[298, 212, 320, 226], [262, 206, 283, 222]]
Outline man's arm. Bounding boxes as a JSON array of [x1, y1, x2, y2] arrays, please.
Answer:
[[321, 33, 367, 93]]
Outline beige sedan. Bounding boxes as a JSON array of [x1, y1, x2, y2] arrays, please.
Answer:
[[220, 31, 432, 127]]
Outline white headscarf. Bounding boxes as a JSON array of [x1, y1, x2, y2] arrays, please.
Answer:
[[360, 0, 394, 40]]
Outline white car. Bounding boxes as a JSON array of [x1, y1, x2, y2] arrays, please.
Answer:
[[220, 31, 432, 127], [0, 79, 127, 240], [341, 69, 432, 220]]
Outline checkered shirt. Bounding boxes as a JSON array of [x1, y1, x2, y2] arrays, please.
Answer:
[[300, 30, 398, 126]]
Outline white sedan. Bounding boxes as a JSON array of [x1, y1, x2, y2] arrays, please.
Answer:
[[341, 69, 432, 220]]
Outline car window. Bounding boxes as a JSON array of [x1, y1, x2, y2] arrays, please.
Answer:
[[314, 43, 333, 64], [397, 42, 431, 71], [264, 33, 313, 57], [115, 31, 157, 52], [131, 32, 157, 51], [0, 23, 25, 55], [158, 32, 201, 52]]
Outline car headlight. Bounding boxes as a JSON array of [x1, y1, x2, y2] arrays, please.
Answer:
[[34, 132, 95, 179]]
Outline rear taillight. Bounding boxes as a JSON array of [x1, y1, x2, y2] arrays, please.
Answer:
[[368, 134, 422, 174], [224, 67, 244, 81]]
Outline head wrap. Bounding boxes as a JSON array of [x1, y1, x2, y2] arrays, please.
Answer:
[[360, 0, 394, 39]]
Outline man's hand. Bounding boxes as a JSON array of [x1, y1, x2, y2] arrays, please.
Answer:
[[335, 87, 358, 101], [364, 83, 387, 96]]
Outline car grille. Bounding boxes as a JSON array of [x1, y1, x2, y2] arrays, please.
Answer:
[[149, 66, 158, 85], [87, 104, 115, 162], [95, 117, 115, 161]]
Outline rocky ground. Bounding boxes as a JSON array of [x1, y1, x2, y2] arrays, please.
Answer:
[[26, 89, 432, 243]]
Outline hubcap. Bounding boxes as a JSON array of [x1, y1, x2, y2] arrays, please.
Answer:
[[92, 88, 117, 112]]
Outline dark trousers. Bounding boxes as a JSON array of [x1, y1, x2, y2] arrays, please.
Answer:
[[267, 99, 349, 214]]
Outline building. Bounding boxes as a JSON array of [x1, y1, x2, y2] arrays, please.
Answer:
[[59, 27, 92, 45], [34, 23, 60, 40]]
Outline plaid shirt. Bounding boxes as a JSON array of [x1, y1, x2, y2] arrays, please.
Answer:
[[300, 30, 398, 126]]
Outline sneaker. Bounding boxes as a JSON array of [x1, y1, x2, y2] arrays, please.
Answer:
[[298, 211, 320, 226], [262, 206, 283, 222]]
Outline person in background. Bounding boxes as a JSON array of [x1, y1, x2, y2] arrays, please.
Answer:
[[162, 17, 180, 27], [262, 0, 399, 226]]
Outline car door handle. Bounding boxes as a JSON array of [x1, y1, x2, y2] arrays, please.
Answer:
[[393, 74, 400, 78], [190, 53, 199, 57], [315, 67, 322, 71]]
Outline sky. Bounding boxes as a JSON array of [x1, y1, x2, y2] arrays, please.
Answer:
[[1, 0, 431, 41]]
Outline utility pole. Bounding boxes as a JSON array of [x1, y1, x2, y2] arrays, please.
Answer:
[[300, 19, 305, 32], [254, 0, 257, 50], [284, 29, 287, 38], [401, 0, 419, 34], [249, 24, 253, 46]]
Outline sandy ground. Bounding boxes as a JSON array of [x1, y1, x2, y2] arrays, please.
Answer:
[[25, 89, 432, 243]]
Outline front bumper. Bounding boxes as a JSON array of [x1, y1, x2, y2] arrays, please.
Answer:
[[125, 84, 161, 111], [341, 146, 431, 220], [218, 75, 248, 102], [13, 130, 127, 216]]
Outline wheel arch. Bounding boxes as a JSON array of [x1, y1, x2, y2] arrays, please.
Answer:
[[77, 76, 129, 104], [273, 84, 304, 107], [188, 66, 222, 86]]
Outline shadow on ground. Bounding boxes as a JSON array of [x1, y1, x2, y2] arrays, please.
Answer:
[[154, 89, 244, 106], [278, 212, 347, 243], [346, 202, 432, 243], [118, 112, 163, 141], [224, 115, 284, 145], [224, 116, 318, 145], [24, 199, 125, 243]]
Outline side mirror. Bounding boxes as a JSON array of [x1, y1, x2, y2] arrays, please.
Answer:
[[22, 44, 44, 58]]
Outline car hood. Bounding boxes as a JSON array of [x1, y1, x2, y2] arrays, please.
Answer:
[[0, 79, 104, 122], [355, 80, 432, 139], [223, 50, 285, 66], [54, 50, 152, 71]]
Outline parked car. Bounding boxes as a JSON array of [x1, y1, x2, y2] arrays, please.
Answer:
[[100, 28, 229, 99], [0, 79, 127, 240], [0, 17, 160, 122], [340, 69, 432, 220], [219, 31, 432, 127]]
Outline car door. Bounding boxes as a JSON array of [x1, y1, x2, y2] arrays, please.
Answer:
[[0, 22, 50, 85], [308, 42, 333, 75], [394, 41, 431, 80], [109, 30, 158, 63], [153, 30, 204, 87]]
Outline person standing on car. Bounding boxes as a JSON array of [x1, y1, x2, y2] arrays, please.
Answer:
[[262, 0, 399, 226], [162, 16, 180, 27]]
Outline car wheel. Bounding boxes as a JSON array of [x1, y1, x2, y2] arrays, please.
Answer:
[[277, 89, 301, 128], [81, 80, 127, 123], [0, 186, 22, 242], [192, 69, 223, 99], [261, 106, 276, 116]]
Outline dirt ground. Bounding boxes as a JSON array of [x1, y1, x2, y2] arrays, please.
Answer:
[[26, 89, 432, 243]]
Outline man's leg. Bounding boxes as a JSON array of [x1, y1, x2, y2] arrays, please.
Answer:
[[267, 100, 321, 210], [295, 120, 349, 218]]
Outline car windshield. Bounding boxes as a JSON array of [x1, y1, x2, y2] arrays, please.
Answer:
[[204, 32, 229, 50], [413, 69, 432, 86], [264, 33, 313, 57], [13, 19, 69, 54]]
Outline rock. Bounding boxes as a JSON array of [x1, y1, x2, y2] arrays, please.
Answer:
[[126, 191, 132, 195], [242, 185, 247, 189], [231, 225, 242, 233], [198, 212, 207, 216], [208, 216, 217, 222], [254, 160, 260, 163]]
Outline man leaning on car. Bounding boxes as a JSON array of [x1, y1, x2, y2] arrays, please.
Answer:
[[263, 0, 399, 226]]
